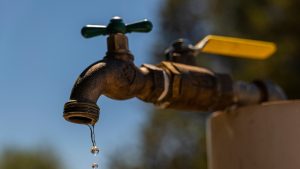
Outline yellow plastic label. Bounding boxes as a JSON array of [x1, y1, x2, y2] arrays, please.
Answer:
[[195, 35, 276, 59]]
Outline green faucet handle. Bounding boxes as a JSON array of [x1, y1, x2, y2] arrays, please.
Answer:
[[81, 16, 153, 38]]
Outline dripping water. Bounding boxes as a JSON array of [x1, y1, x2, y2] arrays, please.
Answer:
[[88, 125, 99, 169]]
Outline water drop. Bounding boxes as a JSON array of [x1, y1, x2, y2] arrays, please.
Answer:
[[91, 163, 99, 169], [88, 125, 100, 169], [91, 146, 100, 155]]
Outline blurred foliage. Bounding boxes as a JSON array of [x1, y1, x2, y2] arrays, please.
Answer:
[[140, 110, 207, 169], [206, 0, 300, 99], [110, 0, 300, 168], [0, 148, 63, 169], [110, 110, 208, 169], [155, 0, 300, 99]]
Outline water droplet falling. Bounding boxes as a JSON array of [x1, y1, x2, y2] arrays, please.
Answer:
[[88, 125, 100, 169], [92, 162, 99, 169], [91, 146, 100, 155]]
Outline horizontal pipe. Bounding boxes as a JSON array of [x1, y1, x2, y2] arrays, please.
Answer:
[[63, 34, 286, 125]]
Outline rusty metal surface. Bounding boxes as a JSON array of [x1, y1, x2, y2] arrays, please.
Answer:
[[64, 29, 286, 125], [164, 38, 197, 66], [64, 34, 159, 125], [155, 61, 234, 111], [207, 100, 300, 169], [63, 33, 236, 124]]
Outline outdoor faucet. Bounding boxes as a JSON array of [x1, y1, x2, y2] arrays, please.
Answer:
[[63, 17, 286, 125]]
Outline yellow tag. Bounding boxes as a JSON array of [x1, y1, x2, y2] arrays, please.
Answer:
[[195, 35, 276, 59]]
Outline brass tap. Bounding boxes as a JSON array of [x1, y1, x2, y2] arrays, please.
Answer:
[[63, 17, 286, 125]]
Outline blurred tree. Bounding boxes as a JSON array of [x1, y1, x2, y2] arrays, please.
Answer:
[[207, 0, 300, 99], [155, 0, 300, 99], [109, 0, 300, 168], [110, 110, 208, 169], [0, 148, 63, 169], [140, 110, 207, 169]]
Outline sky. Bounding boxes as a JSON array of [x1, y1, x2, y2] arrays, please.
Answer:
[[0, 1, 161, 169]]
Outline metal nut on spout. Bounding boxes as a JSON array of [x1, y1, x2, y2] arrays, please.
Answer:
[[63, 100, 100, 125]]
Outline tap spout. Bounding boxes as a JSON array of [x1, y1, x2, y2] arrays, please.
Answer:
[[63, 34, 166, 125], [63, 57, 160, 125]]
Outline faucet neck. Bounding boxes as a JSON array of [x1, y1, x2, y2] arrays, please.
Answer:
[[105, 33, 134, 62]]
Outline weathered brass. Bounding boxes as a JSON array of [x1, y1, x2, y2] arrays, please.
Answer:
[[63, 17, 286, 125], [64, 33, 163, 125], [164, 39, 197, 66], [154, 61, 234, 111]]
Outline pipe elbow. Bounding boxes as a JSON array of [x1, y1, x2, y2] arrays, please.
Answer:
[[63, 60, 107, 125], [70, 61, 107, 102]]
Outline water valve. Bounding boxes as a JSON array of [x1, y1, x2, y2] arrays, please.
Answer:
[[81, 16, 153, 38]]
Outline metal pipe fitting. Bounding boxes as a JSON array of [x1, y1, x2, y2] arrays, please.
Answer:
[[64, 34, 164, 125], [63, 57, 160, 125], [233, 80, 287, 106], [64, 34, 286, 125], [153, 61, 234, 111]]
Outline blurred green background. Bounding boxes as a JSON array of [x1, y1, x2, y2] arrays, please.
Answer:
[[110, 0, 300, 169], [1, 0, 299, 169]]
